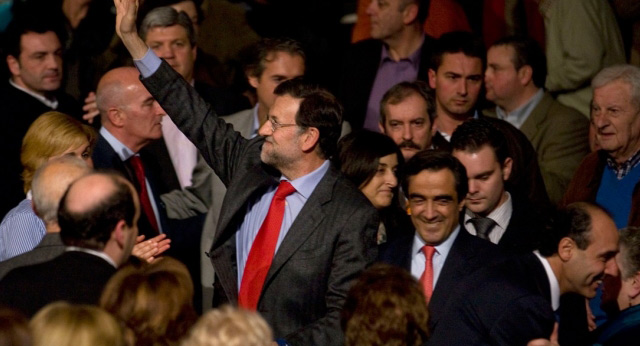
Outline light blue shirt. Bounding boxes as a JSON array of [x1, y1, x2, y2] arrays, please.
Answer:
[[99, 127, 163, 233], [496, 89, 545, 129], [236, 160, 331, 288], [134, 48, 162, 78], [0, 198, 46, 261], [410, 226, 460, 290]]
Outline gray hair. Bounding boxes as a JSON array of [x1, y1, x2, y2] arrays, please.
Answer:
[[32, 156, 91, 225], [618, 227, 640, 280], [139, 6, 196, 46], [592, 64, 640, 108]]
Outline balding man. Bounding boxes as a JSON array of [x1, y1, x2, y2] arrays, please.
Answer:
[[0, 173, 140, 317], [0, 156, 90, 280]]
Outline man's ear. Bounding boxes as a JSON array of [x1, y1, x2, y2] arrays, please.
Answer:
[[629, 272, 640, 300], [402, 3, 419, 25], [378, 121, 386, 134], [557, 237, 575, 261], [7, 55, 20, 77], [248, 74, 260, 89], [502, 157, 513, 181], [300, 127, 320, 153], [428, 68, 437, 89], [113, 219, 129, 247], [107, 108, 125, 127], [518, 65, 533, 86]]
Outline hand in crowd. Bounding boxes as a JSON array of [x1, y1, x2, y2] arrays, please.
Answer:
[[82, 91, 99, 124], [113, 0, 138, 38], [527, 322, 559, 346], [131, 234, 171, 263]]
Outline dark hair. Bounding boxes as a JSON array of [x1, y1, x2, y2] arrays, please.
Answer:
[[342, 263, 429, 346], [431, 31, 485, 70], [451, 118, 509, 165], [274, 78, 342, 159], [380, 80, 435, 125], [617, 226, 640, 280], [137, 0, 204, 26], [337, 130, 403, 188], [3, 15, 64, 61], [402, 150, 468, 201], [537, 202, 609, 257], [244, 37, 306, 79], [139, 6, 196, 46], [492, 35, 547, 88], [58, 174, 136, 250]]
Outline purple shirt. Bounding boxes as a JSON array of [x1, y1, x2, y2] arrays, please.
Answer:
[[363, 39, 423, 131]]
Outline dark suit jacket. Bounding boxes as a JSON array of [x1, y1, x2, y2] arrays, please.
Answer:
[[496, 192, 546, 255], [338, 37, 435, 130], [378, 227, 504, 332], [0, 233, 65, 280], [0, 251, 116, 317], [141, 61, 379, 345]]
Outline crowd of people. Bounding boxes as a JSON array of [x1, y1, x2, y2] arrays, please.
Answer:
[[0, 0, 640, 345]]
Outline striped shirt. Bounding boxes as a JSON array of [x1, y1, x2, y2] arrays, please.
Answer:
[[0, 199, 46, 261]]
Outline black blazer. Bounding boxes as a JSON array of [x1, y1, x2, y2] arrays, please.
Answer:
[[0, 251, 116, 317], [141, 61, 379, 345], [498, 191, 546, 254]]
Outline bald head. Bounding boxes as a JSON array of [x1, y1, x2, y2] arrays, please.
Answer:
[[31, 156, 91, 228], [96, 67, 141, 121]]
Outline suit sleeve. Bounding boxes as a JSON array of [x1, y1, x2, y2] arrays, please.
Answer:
[[488, 295, 556, 345]]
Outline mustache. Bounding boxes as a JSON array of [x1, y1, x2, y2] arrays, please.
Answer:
[[398, 140, 421, 150]]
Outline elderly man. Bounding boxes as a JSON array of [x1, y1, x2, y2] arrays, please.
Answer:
[[563, 65, 640, 229], [114, 1, 378, 344]]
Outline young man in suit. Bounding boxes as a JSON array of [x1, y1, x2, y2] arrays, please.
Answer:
[[0, 173, 140, 316], [451, 118, 544, 254], [378, 150, 503, 334], [114, 1, 378, 344], [428, 202, 619, 345]]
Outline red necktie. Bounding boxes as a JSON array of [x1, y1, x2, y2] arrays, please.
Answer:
[[420, 245, 436, 302], [128, 155, 159, 234], [238, 181, 296, 310]]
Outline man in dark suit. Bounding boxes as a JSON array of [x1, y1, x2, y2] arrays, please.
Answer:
[[339, 0, 433, 131], [0, 156, 90, 280], [114, 1, 378, 344], [427, 202, 620, 346], [0, 172, 140, 317], [379, 150, 503, 333], [451, 118, 544, 254], [0, 17, 82, 219]]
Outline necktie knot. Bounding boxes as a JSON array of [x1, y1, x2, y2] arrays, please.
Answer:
[[422, 245, 436, 260], [470, 217, 497, 240], [275, 181, 296, 199]]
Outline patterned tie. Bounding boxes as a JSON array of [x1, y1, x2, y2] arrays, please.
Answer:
[[238, 181, 296, 310], [420, 245, 436, 302], [470, 217, 497, 240], [128, 155, 159, 234]]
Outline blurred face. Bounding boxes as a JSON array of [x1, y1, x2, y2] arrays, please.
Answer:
[[453, 146, 511, 217], [591, 80, 640, 163], [563, 209, 619, 298], [380, 93, 432, 161], [170, 1, 199, 34], [146, 25, 196, 82], [120, 82, 165, 149], [485, 45, 523, 112], [8, 31, 63, 95], [258, 94, 304, 170], [366, 0, 407, 41], [360, 153, 399, 209], [407, 169, 464, 246], [429, 53, 483, 119], [53, 140, 94, 168], [249, 52, 305, 112]]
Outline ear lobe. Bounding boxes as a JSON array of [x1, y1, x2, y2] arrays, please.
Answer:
[[107, 108, 125, 127], [428, 69, 437, 89], [402, 3, 419, 25], [557, 237, 574, 261], [300, 127, 320, 152], [519, 65, 533, 86], [248, 75, 260, 89], [113, 220, 128, 247], [502, 157, 513, 181], [7, 55, 20, 77]]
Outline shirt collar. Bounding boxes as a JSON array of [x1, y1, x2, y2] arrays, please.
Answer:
[[412, 225, 460, 259], [534, 250, 560, 311], [496, 89, 544, 129], [281, 160, 331, 199], [465, 192, 512, 230], [65, 246, 118, 268], [605, 148, 640, 180], [9, 78, 58, 109], [100, 127, 136, 161], [380, 35, 424, 67]]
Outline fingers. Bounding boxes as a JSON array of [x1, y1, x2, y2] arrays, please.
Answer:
[[131, 234, 171, 263]]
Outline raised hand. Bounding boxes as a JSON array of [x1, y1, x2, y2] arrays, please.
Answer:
[[113, 0, 148, 59]]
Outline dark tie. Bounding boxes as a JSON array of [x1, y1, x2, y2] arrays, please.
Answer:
[[470, 217, 496, 240], [419, 245, 436, 302], [128, 155, 159, 234], [238, 181, 296, 310]]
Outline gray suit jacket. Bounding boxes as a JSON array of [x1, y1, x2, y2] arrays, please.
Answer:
[[141, 62, 378, 345], [0, 233, 65, 280]]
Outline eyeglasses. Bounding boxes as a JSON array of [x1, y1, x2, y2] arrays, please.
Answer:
[[269, 118, 298, 132]]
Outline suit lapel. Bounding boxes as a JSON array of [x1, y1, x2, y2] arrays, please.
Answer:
[[520, 93, 552, 140]]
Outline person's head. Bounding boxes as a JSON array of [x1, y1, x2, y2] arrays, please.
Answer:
[[96, 67, 165, 153], [403, 150, 467, 246], [337, 130, 403, 209], [342, 263, 429, 346], [366, 0, 429, 43], [30, 302, 125, 346], [0, 307, 31, 346], [100, 257, 197, 346], [379, 81, 434, 160], [138, 0, 202, 34], [614, 227, 640, 309], [538, 203, 619, 298], [451, 119, 512, 217], [591, 64, 640, 164], [428, 31, 485, 120], [180, 305, 273, 346], [4, 16, 63, 96], [485, 36, 546, 112], [140, 6, 197, 82], [257, 78, 342, 178], [245, 38, 306, 113], [21, 111, 96, 193], [58, 173, 139, 266], [31, 156, 91, 230]]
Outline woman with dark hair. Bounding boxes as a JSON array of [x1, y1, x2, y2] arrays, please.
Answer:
[[336, 130, 413, 244]]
